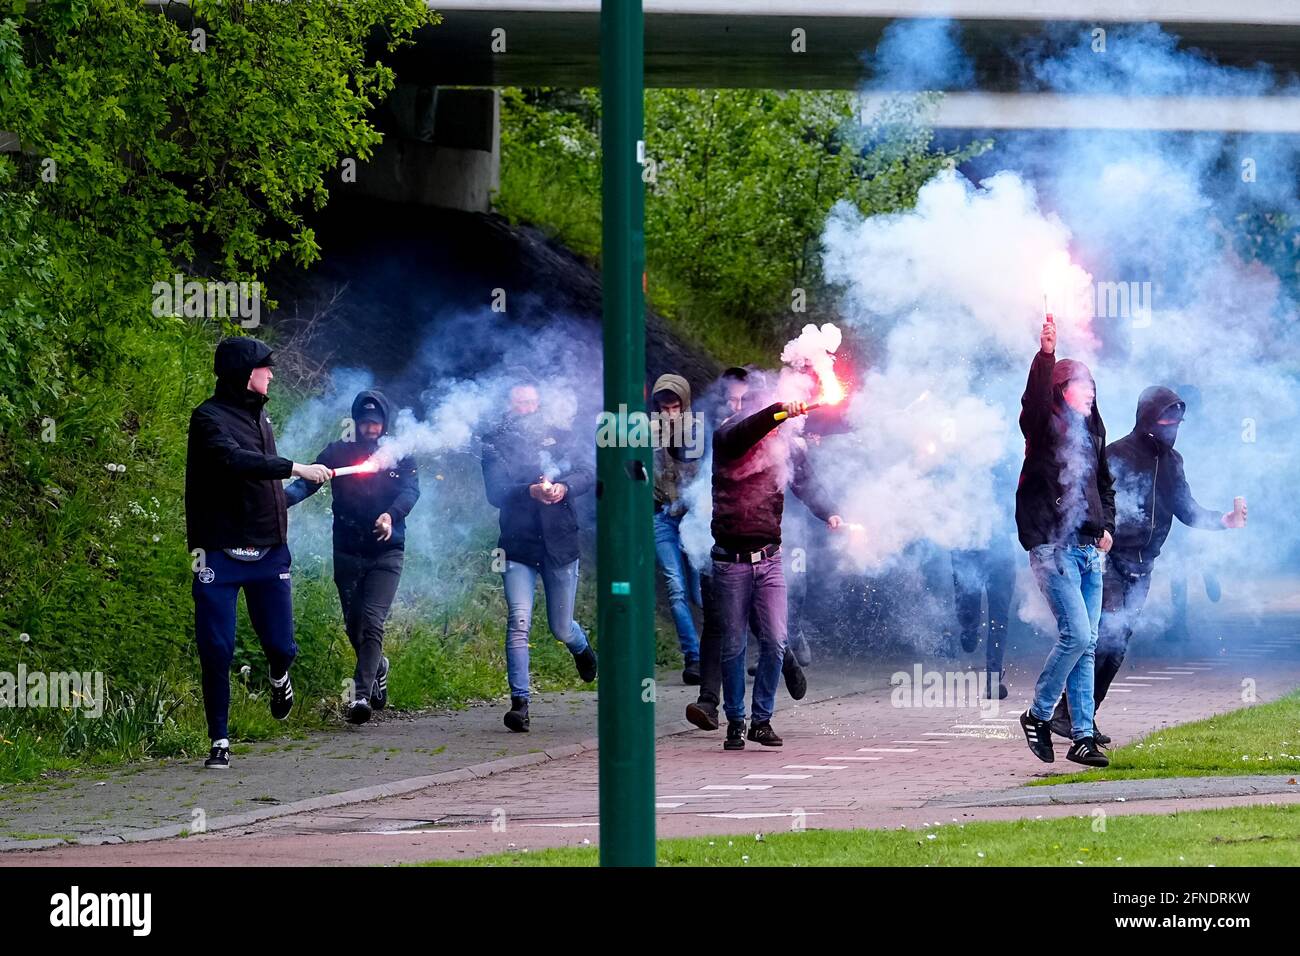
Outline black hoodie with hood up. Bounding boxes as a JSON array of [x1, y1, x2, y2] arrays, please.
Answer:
[[186, 337, 294, 550], [1015, 349, 1116, 551], [284, 389, 421, 556], [1105, 385, 1223, 575]]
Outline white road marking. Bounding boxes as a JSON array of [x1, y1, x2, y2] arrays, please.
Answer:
[[744, 773, 812, 780], [824, 756, 882, 761], [891, 740, 949, 744], [657, 794, 733, 800], [697, 812, 824, 820], [700, 784, 774, 791], [857, 747, 917, 753], [783, 764, 847, 770], [522, 822, 599, 829], [656, 803, 685, 809]]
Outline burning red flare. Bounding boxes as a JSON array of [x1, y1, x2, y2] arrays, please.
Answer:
[[330, 459, 381, 478]]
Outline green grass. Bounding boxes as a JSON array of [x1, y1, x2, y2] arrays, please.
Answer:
[[425, 804, 1300, 867], [1035, 691, 1300, 785]]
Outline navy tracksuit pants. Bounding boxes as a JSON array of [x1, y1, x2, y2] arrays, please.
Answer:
[[192, 545, 298, 741]]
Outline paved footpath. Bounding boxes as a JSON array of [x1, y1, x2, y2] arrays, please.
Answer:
[[5, 599, 1298, 866]]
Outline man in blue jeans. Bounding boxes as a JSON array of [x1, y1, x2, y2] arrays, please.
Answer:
[[710, 376, 841, 750], [1015, 319, 1114, 768], [651, 372, 705, 684], [481, 378, 597, 732]]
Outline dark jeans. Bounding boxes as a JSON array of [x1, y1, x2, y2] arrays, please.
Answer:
[[951, 545, 1015, 677], [696, 571, 723, 708], [714, 551, 788, 724], [334, 548, 404, 702], [193, 545, 298, 742], [1054, 559, 1152, 725], [785, 548, 812, 666]]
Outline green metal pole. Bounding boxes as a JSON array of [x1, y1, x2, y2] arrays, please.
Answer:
[[598, 0, 654, 867]]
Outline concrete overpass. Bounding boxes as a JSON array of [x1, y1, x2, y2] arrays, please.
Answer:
[[399, 1, 1300, 98], [360, 1, 1300, 209], [125, 2, 1300, 209]]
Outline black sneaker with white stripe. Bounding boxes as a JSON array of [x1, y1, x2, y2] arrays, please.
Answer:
[[204, 743, 231, 770], [1066, 736, 1110, 767], [1019, 709, 1055, 763], [270, 671, 294, 720], [371, 656, 390, 711]]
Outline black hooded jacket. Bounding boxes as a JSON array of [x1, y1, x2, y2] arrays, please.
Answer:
[[185, 338, 294, 551], [711, 402, 836, 554], [285, 389, 421, 556], [481, 413, 594, 568], [1015, 350, 1116, 551], [1106, 385, 1223, 574]]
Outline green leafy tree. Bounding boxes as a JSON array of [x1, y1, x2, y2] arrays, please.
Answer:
[[497, 88, 991, 359], [0, 0, 435, 704]]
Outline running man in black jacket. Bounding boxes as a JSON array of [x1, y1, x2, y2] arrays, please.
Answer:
[[186, 337, 332, 770], [286, 389, 420, 725], [1050, 385, 1247, 741], [710, 375, 841, 750], [1015, 320, 1114, 768]]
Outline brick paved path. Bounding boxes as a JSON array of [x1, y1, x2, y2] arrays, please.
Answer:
[[8, 606, 1297, 866]]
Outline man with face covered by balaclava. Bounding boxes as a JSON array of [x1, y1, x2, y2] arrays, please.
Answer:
[[1050, 385, 1247, 743]]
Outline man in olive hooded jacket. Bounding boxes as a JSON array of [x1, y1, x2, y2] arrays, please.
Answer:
[[652, 373, 705, 684]]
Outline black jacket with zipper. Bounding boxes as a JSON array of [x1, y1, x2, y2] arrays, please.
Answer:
[[185, 339, 293, 551], [481, 414, 593, 568], [284, 389, 420, 557], [1015, 350, 1116, 551], [1107, 385, 1223, 575]]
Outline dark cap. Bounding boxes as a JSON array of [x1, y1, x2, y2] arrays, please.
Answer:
[[355, 399, 384, 425]]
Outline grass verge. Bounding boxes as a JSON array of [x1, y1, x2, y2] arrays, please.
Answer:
[[425, 803, 1300, 867], [1033, 691, 1300, 786]]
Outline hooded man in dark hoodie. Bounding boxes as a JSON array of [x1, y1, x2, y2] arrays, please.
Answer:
[[1016, 320, 1115, 768], [651, 372, 705, 684], [186, 337, 333, 770], [1050, 384, 1247, 741], [285, 389, 420, 725]]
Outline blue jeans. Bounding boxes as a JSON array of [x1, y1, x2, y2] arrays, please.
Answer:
[[1028, 543, 1103, 740], [654, 508, 702, 660], [502, 558, 589, 701], [714, 552, 787, 724]]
